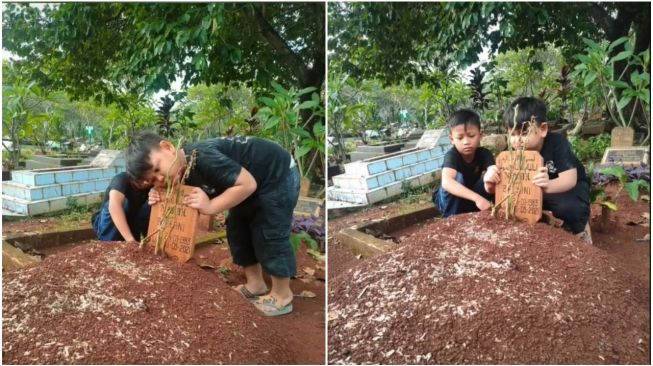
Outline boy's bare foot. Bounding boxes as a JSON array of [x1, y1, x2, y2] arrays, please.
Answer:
[[257, 292, 293, 308], [254, 295, 293, 317], [577, 222, 593, 245]]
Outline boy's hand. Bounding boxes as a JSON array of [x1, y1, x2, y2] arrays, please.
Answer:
[[532, 167, 550, 190], [483, 165, 501, 184], [183, 187, 212, 215], [148, 188, 161, 206], [474, 196, 492, 211]]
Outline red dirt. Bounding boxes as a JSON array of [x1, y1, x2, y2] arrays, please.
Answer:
[[190, 242, 326, 365], [2, 217, 64, 235], [327, 186, 650, 364], [2, 241, 323, 364]]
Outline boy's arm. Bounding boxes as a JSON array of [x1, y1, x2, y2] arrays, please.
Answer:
[[441, 167, 491, 210], [184, 168, 257, 215], [107, 190, 136, 242], [532, 167, 577, 194]]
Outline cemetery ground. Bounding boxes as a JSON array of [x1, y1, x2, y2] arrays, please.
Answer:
[[2, 209, 325, 364], [327, 181, 650, 364]]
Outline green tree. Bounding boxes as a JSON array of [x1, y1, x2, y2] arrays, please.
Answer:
[[2, 3, 325, 124], [2, 79, 42, 167], [329, 2, 649, 82], [489, 46, 564, 101], [183, 83, 256, 139]]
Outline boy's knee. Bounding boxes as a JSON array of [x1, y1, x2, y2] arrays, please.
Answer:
[[546, 199, 587, 219], [544, 194, 589, 233]]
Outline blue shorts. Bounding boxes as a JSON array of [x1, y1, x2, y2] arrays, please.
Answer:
[[226, 166, 301, 278], [92, 200, 151, 241]]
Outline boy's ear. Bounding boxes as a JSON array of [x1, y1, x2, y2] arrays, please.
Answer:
[[539, 122, 549, 138], [159, 140, 176, 152]]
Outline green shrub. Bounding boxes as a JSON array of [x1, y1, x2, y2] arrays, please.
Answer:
[[569, 134, 610, 163]]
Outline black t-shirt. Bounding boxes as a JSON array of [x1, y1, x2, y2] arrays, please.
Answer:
[[540, 133, 588, 184], [442, 146, 495, 189], [183, 136, 291, 199], [102, 172, 149, 217]]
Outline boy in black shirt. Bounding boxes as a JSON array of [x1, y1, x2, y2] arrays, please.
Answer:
[[92, 172, 151, 242], [126, 133, 300, 317], [433, 109, 495, 217], [484, 97, 591, 243]]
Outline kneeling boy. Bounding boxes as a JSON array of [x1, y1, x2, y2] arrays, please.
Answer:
[[433, 109, 495, 217], [92, 172, 151, 242], [485, 97, 591, 242]]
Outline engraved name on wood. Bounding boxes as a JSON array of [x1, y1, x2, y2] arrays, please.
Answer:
[[495, 151, 544, 225], [147, 185, 199, 262]]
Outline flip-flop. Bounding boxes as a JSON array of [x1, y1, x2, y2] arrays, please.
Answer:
[[254, 297, 293, 317], [234, 285, 267, 302]]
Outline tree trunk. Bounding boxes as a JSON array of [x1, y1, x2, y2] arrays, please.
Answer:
[[568, 98, 589, 136]]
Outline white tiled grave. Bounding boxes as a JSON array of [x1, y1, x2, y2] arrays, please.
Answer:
[[2, 150, 125, 216], [328, 129, 451, 205]]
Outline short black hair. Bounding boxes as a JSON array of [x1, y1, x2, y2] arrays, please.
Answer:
[[126, 132, 164, 181], [504, 97, 547, 130], [447, 109, 481, 131]]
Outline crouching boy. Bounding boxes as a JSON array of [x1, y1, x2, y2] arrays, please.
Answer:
[[126, 133, 300, 316], [484, 97, 591, 243], [92, 172, 151, 242], [433, 109, 495, 217]]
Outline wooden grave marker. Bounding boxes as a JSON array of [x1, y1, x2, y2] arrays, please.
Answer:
[[601, 146, 649, 166], [495, 151, 544, 224], [146, 185, 199, 262], [611, 127, 635, 147]]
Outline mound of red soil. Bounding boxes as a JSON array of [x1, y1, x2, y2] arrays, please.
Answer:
[[3, 242, 294, 364], [328, 212, 650, 364]]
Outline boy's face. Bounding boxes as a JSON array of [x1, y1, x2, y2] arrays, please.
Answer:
[[509, 122, 548, 151], [142, 141, 186, 188], [449, 123, 482, 159]]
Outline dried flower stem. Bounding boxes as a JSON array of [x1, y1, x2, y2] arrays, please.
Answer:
[[491, 105, 534, 220]]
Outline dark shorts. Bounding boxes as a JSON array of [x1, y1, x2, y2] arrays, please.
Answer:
[[226, 166, 301, 278], [543, 180, 590, 234], [433, 172, 493, 217], [92, 200, 151, 241]]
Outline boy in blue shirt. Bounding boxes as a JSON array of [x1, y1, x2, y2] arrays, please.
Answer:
[[484, 97, 592, 243], [92, 172, 151, 242], [433, 109, 495, 217], [126, 133, 300, 316]]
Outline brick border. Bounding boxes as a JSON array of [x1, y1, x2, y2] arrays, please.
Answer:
[[336, 206, 439, 258]]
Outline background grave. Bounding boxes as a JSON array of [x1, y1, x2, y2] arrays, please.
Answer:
[[601, 146, 650, 166]]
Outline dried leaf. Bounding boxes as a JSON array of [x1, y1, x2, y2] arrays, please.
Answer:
[[297, 290, 316, 298], [198, 263, 216, 270], [303, 267, 316, 276]]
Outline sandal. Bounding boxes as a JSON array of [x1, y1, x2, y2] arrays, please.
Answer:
[[234, 284, 268, 302], [254, 296, 293, 317]]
